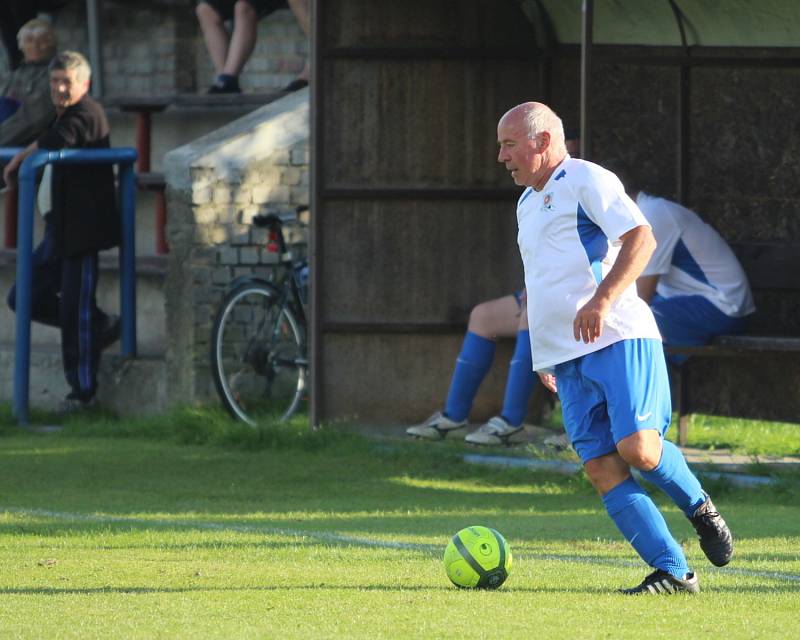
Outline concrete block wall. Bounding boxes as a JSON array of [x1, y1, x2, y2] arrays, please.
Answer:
[[163, 89, 309, 406]]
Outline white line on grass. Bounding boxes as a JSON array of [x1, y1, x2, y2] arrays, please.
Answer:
[[3, 506, 799, 584]]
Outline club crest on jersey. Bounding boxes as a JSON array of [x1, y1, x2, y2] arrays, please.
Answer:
[[541, 192, 555, 212]]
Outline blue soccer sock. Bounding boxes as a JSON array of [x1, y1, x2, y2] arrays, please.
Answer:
[[602, 476, 690, 579], [499, 330, 537, 426], [640, 440, 706, 517], [443, 332, 495, 422]]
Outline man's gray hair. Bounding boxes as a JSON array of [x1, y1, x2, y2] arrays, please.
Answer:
[[522, 103, 567, 154], [49, 50, 92, 83], [17, 18, 57, 50]]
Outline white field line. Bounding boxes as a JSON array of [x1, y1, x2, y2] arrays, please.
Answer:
[[3, 506, 800, 584]]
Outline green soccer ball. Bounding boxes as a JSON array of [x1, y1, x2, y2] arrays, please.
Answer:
[[443, 526, 512, 589]]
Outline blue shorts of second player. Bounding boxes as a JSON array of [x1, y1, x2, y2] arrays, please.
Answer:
[[651, 293, 748, 364], [555, 338, 671, 463]]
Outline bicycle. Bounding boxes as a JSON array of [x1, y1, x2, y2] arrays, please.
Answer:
[[210, 210, 309, 425]]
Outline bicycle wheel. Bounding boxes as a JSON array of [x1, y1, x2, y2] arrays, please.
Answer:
[[211, 282, 307, 425]]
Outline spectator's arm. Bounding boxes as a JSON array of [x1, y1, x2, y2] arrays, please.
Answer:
[[0, 92, 56, 147], [636, 274, 659, 304], [3, 141, 39, 187]]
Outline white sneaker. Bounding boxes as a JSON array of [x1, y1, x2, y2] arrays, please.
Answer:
[[406, 411, 467, 440], [543, 433, 572, 451], [464, 416, 524, 446]]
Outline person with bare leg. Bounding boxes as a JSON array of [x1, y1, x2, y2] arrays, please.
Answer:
[[196, 0, 310, 94]]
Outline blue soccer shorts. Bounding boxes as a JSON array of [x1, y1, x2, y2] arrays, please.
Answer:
[[554, 338, 672, 463], [650, 293, 748, 364]]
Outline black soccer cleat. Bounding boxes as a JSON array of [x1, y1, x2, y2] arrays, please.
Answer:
[[689, 495, 734, 567], [620, 569, 700, 595]]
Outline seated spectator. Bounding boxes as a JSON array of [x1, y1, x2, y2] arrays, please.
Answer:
[[0, 18, 57, 147], [543, 191, 756, 451], [0, 1, 69, 71], [406, 132, 580, 446], [196, 0, 309, 94], [4, 51, 121, 413], [633, 191, 755, 360], [407, 178, 754, 448]]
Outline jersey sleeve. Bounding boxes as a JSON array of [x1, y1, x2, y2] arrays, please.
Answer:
[[573, 164, 650, 244], [639, 196, 682, 276]]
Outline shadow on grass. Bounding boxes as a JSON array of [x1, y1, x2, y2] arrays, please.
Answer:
[[1, 405, 799, 548]]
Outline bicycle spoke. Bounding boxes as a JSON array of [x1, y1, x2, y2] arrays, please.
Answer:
[[211, 283, 307, 426]]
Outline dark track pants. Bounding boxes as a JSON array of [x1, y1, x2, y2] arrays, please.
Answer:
[[7, 217, 108, 400]]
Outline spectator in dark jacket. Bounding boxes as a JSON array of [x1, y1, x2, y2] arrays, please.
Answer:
[[4, 50, 120, 412]]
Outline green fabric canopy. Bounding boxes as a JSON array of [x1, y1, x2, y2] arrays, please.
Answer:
[[520, 0, 800, 47]]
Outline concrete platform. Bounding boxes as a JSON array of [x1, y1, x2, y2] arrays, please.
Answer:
[[350, 422, 800, 477]]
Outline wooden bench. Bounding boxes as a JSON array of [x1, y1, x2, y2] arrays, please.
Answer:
[[666, 242, 800, 445]]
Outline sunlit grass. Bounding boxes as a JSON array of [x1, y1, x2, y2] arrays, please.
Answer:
[[670, 414, 800, 456], [0, 431, 797, 639]]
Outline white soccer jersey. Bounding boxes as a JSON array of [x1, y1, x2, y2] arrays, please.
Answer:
[[517, 156, 662, 371], [637, 192, 755, 317]]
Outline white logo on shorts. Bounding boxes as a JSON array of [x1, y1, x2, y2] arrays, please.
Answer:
[[636, 411, 653, 422]]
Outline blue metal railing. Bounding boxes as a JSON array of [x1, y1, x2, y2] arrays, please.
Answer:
[[1, 147, 138, 424]]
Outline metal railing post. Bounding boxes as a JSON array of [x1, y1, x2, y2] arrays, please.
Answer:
[[118, 161, 137, 357], [12, 154, 39, 424], [11, 147, 137, 425]]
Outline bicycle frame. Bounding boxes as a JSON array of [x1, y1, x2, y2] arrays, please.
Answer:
[[210, 211, 309, 425]]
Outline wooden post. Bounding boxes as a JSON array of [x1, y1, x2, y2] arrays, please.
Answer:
[[135, 111, 152, 173], [154, 187, 168, 254]]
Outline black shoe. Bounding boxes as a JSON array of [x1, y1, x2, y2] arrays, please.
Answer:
[[620, 569, 699, 595], [207, 81, 241, 94], [60, 393, 98, 414], [283, 78, 308, 92], [99, 314, 121, 351], [689, 495, 734, 567]]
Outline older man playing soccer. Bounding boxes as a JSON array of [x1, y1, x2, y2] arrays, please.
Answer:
[[498, 101, 733, 594]]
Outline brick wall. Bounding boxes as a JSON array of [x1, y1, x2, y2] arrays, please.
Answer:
[[163, 92, 309, 404]]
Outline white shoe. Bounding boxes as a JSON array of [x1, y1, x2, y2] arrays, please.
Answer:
[[543, 433, 572, 451], [406, 411, 467, 440], [464, 416, 524, 446]]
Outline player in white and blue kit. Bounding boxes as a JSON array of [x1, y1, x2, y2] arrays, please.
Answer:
[[498, 102, 733, 594], [635, 192, 755, 360]]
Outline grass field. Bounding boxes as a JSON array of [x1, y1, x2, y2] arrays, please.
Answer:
[[0, 411, 798, 639]]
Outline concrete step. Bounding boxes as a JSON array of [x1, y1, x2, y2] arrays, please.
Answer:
[[0, 346, 167, 414], [0, 251, 167, 356]]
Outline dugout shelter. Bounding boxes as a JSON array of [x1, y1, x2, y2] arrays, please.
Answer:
[[309, 0, 800, 427]]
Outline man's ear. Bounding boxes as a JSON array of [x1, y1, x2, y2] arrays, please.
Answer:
[[536, 131, 551, 150]]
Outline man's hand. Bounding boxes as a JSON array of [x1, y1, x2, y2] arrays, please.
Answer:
[[3, 156, 20, 187], [538, 371, 557, 393], [573, 294, 611, 343], [3, 142, 38, 189]]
